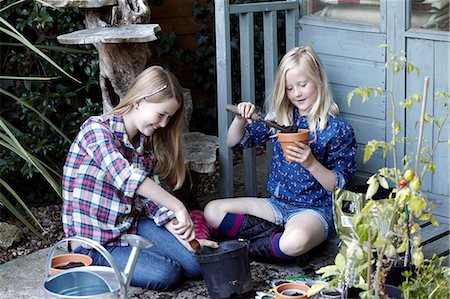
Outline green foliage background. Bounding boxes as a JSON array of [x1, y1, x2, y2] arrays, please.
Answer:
[[0, 0, 101, 207]]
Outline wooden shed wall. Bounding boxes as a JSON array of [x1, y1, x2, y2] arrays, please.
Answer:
[[148, 0, 215, 133]]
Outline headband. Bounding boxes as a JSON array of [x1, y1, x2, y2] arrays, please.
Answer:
[[301, 48, 322, 83], [140, 84, 168, 100]]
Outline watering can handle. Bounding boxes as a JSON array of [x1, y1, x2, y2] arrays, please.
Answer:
[[45, 235, 152, 296]]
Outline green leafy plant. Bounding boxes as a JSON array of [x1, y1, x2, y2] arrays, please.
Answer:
[[1, 0, 100, 237], [312, 45, 450, 298], [400, 254, 450, 299]]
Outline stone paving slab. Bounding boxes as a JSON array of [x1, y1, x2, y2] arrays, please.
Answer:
[[0, 240, 337, 299]]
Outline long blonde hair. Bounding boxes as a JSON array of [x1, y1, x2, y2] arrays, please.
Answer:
[[106, 66, 186, 190], [265, 46, 339, 133]]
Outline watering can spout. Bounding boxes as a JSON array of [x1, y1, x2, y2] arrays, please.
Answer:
[[123, 235, 153, 287]]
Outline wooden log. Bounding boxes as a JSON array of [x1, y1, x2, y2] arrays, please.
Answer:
[[57, 24, 159, 111], [41, 0, 117, 8], [183, 132, 218, 174], [56, 24, 161, 44]]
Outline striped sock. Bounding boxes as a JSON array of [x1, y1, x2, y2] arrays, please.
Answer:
[[217, 213, 246, 238], [271, 232, 296, 261]]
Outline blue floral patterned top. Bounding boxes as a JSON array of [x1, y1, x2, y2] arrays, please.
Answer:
[[232, 109, 357, 208]]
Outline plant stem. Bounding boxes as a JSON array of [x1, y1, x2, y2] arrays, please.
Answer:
[[367, 230, 372, 293], [389, 71, 399, 185], [414, 77, 429, 175], [422, 109, 449, 179]]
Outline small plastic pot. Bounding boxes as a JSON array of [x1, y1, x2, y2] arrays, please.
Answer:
[[278, 129, 310, 162], [51, 253, 93, 275], [274, 282, 310, 299], [318, 288, 342, 298]]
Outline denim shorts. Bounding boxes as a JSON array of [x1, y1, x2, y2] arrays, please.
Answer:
[[263, 197, 335, 241]]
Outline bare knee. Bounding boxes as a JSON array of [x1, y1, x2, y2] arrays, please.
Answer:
[[204, 200, 227, 229], [280, 230, 318, 256]]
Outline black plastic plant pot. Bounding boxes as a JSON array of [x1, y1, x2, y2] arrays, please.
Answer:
[[385, 264, 413, 287], [346, 287, 364, 299], [196, 240, 253, 299], [385, 284, 403, 299], [371, 260, 413, 287]]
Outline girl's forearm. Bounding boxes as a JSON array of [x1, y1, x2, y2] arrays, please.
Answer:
[[306, 160, 336, 192], [226, 117, 247, 147], [136, 177, 185, 213]]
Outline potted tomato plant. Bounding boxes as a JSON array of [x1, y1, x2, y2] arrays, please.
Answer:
[[309, 45, 450, 299]]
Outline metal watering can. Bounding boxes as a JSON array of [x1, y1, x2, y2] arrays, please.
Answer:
[[44, 234, 152, 299]]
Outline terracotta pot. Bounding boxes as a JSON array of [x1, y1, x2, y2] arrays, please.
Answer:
[[278, 129, 310, 162], [274, 282, 310, 299], [51, 253, 93, 275]]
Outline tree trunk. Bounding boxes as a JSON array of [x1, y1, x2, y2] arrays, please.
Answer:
[[84, 0, 152, 112]]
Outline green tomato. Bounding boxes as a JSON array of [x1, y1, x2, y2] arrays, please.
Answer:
[[410, 177, 421, 192], [403, 169, 414, 182]]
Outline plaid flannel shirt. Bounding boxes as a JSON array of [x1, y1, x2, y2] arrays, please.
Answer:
[[62, 114, 175, 246]]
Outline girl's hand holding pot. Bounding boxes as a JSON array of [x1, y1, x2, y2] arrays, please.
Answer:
[[286, 142, 316, 168]]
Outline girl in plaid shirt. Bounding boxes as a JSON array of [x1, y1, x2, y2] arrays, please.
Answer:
[[62, 66, 217, 291], [204, 46, 356, 262]]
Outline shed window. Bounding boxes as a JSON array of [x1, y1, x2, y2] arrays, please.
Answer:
[[410, 0, 449, 31], [305, 0, 381, 25]]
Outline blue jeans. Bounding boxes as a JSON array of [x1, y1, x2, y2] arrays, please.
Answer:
[[74, 217, 201, 291]]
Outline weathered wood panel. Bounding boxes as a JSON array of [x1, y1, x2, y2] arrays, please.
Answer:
[[420, 215, 450, 259], [298, 25, 386, 62], [407, 38, 449, 197], [354, 146, 385, 175], [321, 55, 385, 87], [434, 41, 450, 143], [343, 114, 385, 145], [150, 1, 198, 18], [433, 142, 450, 196], [333, 84, 386, 120]]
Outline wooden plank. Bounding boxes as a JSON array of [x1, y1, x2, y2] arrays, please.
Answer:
[[57, 24, 161, 44], [321, 55, 385, 87], [405, 29, 450, 42], [229, 1, 298, 14], [351, 171, 371, 186], [417, 216, 449, 258], [151, 1, 202, 18], [285, 1, 299, 50], [422, 236, 450, 259], [41, 0, 116, 8], [263, 11, 278, 175], [354, 145, 385, 174], [434, 42, 450, 143], [333, 84, 386, 120], [343, 114, 385, 145], [215, 0, 234, 197], [433, 144, 450, 196], [154, 18, 204, 35], [298, 25, 386, 62], [299, 16, 383, 33], [406, 39, 435, 193], [240, 12, 257, 196]]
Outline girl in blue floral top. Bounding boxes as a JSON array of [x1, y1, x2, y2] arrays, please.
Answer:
[[204, 46, 356, 261], [63, 66, 217, 290]]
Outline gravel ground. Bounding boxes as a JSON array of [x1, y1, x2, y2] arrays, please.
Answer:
[[0, 204, 64, 264]]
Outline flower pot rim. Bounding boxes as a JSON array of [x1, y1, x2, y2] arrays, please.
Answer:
[[51, 253, 93, 275], [274, 282, 310, 299]]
